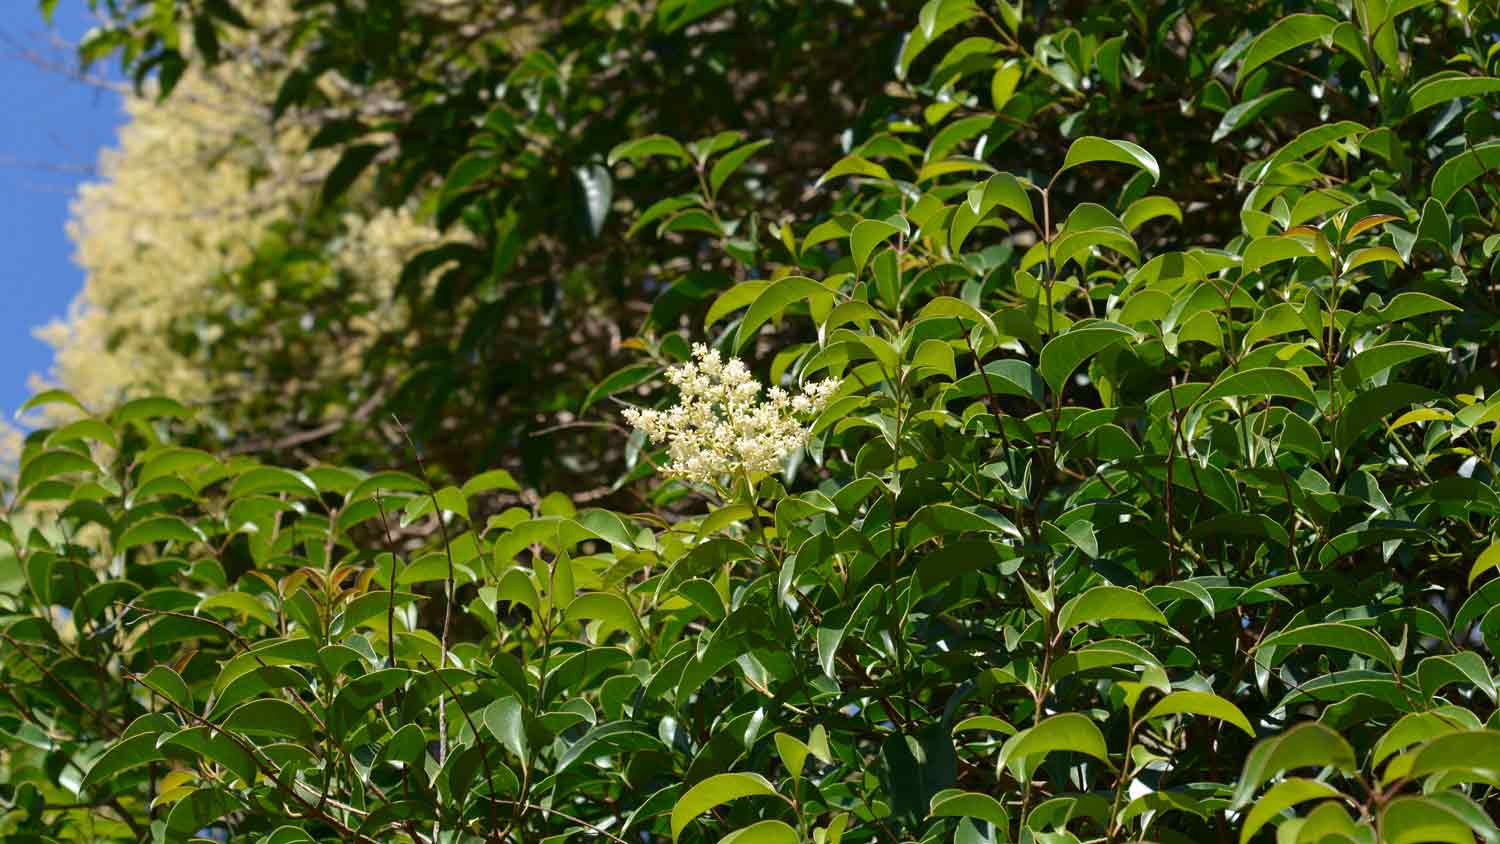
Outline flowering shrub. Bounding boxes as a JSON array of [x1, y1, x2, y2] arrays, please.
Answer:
[[623, 345, 839, 485], [6, 1, 1500, 844]]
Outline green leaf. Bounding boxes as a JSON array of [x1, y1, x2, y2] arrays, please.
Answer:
[[1368, 292, 1460, 325], [461, 469, 520, 498], [164, 788, 235, 844], [1343, 245, 1404, 272], [907, 503, 1022, 545], [735, 276, 836, 349], [1121, 196, 1181, 232], [608, 134, 689, 166], [1213, 88, 1298, 142], [991, 60, 1022, 110], [915, 296, 997, 339], [1408, 72, 1500, 115], [1432, 140, 1500, 204], [671, 772, 780, 842], [1237, 778, 1341, 844], [816, 155, 891, 187], [349, 470, 430, 501], [320, 144, 381, 207], [966, 171, 1035, 225], [1038, 321, 1135, 394], [81, 734, 162, 792], [709, 139, 772, 196], [139, 665, 193, 712], [1416, 652, 1496, 702], [198, 592, 278, 629], [1236, 14, 1339, 88], [947, 359, 1045, 406], [1379, 796, 1475, 844], [139, 447, 217, 484], [158, 727, 256, 787], [222, 699, 315, 743], [1256, 121, 1368, 179], [1383, 730, 1500, 783], [915, 540, 1010, 589], [1194, 367, 1314, 407], [1231, 723, 1356, 808], [1057, 585, 1169, 630], [1333, 383, 1444, 452], [112, 396, 194, 425], [719, 821, 799, 844], [850, 219, 904, 279], [1242, 235, 1315, 273], [442, 152, 498, 198], [1343, 342, 1446, 385], [929, 791, 1010, 830], [583, 364, 659, 413], [18, 388, 86, 414], [18, 449, 98, 491], [773, 733, 811, 779], [1050, 225, 1140, 269], [705, 281, 770, 328], [879, 728, 958, 820], [1259, 622, 1399, 669], [118, 516, 206, 551], [227, 467, 318, 499], [1469, 540, 1500, 587], [1058, 136, 1160, 184], [565, 592, 641, 637], [952, 715, 1017, 736], [484, 696, 528, 760], [898, 0, 979, 79], [1371, 711, 1478, 765], [996, 713, 1110, 775], [1142, 690, 1255, 735]]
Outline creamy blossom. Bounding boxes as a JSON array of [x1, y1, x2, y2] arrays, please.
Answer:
[[623, 344, 841, 484]]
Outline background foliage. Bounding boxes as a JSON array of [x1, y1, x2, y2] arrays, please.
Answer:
[[5, 0, 1500, 843]]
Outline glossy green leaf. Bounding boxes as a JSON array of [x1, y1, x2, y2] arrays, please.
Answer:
[[1408, 73, 1500, 114], [118, 516, 206, 550], [1194, 367, 1314, 407], [484, 696, 529, 760], [80, 733, 162, 791], [929, 791, 1009, 830], [735, 276, 836, 349], [1058, 136, 1160, 183], [1038, 322, 1135, 394], [996, 713, 1110, 774], [710, 139, 772, 196], [1238, 778, 1341, 844], [719, 821, 799, 844], [608, 135, 690, 166], [1258, 622, 1399, 669], [1058, 586, 1169, 630], [1432, 141, 1500, 204], [1142, 690, 1255, 735], [671, 772, 780, 842], [1379, 796, 1475, 844], [1236, 14, 1339, 88]]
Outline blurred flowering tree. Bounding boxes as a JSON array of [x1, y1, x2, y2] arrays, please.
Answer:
[[29, 8, 443, 469]]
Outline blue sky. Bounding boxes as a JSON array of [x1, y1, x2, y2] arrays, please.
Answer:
[[0, 3, 123, 422]]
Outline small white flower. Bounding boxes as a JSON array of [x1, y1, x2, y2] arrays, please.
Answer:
[[624, 345, 841, 484]]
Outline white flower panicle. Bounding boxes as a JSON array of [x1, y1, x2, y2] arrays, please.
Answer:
[[623, 344, 841, 484]]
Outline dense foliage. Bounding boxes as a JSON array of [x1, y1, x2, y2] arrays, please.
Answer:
[[6, 0, 1500, 843]]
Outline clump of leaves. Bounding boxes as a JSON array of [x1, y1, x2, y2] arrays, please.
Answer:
[[7, 1, 1500, 843]]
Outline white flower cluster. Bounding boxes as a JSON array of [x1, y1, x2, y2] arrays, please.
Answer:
[[623, 344, 841, 484]]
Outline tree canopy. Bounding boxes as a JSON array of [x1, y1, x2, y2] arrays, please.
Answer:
[[4, 1, 1500, 843]]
